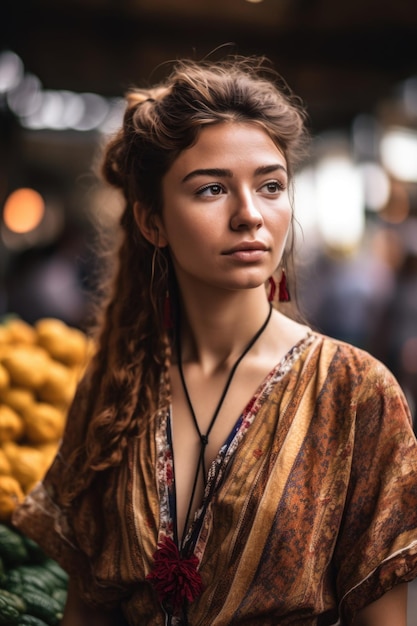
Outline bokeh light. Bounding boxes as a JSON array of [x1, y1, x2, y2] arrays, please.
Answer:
[[380, 128, 417, 182], [0, 50, 23, 93], [358, 162, 391, 212], [315, 156, 365, 250], [3, 188, 45, 234]]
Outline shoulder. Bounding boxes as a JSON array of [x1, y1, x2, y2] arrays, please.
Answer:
[[308, 332, 410, 411], [313, 334, 414, 434], [275, 312, 386, 381], [313, 332, 395, 380]]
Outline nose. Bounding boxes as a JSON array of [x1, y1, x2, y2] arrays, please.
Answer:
[[230, 191, 263, 231]]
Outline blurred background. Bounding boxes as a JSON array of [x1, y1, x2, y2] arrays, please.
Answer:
[[1, 0, 417, 426]]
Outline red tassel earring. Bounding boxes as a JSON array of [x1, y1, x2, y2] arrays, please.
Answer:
[[278, 269, 291, 302], [163, 290, 173, 329], [268, 276, 276, 302]]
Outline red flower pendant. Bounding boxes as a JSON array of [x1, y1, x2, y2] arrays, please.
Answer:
[[146, 536, 204, 612]]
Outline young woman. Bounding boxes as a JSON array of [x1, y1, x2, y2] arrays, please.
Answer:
[[13, 56, 417, 625]]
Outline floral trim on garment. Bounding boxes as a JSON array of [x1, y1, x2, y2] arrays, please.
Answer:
[[155, 414, 176, 542]]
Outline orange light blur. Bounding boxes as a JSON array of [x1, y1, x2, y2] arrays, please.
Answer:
[[3, 187, 45, 233]]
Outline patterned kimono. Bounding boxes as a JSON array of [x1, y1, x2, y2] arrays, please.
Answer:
[[13, 333, 417, 625]]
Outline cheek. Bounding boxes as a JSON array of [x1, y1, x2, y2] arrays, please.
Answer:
[[270, 208, 293, 259], [271, 205, 292, 237], [164, 203, 218, 242], [162, 209, 209, 256]]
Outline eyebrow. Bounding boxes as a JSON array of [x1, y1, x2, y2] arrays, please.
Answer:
[[181, 163, 287, 183]]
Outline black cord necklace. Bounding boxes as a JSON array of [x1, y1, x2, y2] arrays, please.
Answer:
[[176, 303, 273, 549]]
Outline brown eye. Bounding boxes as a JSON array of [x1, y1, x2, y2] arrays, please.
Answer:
[[261, 181, 283, 194], [197, 183, 225, 197]]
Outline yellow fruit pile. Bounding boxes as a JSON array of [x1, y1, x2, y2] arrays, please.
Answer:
[[0, 317, 94, 522]]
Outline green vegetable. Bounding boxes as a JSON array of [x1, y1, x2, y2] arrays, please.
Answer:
[[0, 557, 6, 586], [21, 590, 63, 626], [0, 604, 20, 624], [41, 560, 68, 588], [4, 568, 23, 595], [19, 615, 50, 626], [0, 595, 21, 624], [0, 526, 28, 567], [14, 567, 54, 595], [51, 587, 67, 610], [0, 589, 26, 613], [0, 524, 67, 625], [19, 616, 50, 626], [29, 566, 64, 593]]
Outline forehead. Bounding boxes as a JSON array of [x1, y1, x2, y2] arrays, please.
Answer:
[[171, 122, 287, 172]]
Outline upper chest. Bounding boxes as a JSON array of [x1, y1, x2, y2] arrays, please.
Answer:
[[169, 356, 279, 471]]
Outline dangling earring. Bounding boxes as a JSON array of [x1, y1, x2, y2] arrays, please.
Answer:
[[279, 269, 291, 302], [163, 289, 173, 329], [268, 276, 276, 302]]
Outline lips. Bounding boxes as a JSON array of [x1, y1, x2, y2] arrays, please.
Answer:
[[222, 241, 269, 263], [222, 241, 269, 254]]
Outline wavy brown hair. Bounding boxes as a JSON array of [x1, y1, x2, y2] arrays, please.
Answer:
[[61, 55, 310, 504]]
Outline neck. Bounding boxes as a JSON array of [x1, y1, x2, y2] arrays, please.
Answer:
[[174, 284, 272, 373]]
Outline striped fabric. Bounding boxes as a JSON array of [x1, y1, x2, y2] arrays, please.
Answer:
[[13, 333, 417, 625]]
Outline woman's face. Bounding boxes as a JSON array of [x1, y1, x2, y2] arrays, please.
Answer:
[[159, 122, 292, 297]]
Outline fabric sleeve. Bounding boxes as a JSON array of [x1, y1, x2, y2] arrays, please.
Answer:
[[12, 371, 126, 609], [334, 356, 417, 623]]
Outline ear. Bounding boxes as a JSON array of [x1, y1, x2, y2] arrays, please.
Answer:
[[133, 201, 168, 248]]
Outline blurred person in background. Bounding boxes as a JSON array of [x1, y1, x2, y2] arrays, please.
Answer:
[[12, 55, 417, 625]]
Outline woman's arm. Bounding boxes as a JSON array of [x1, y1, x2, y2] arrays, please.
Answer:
[[61, 579, 123, 626], [353, 583, 408, 626]]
